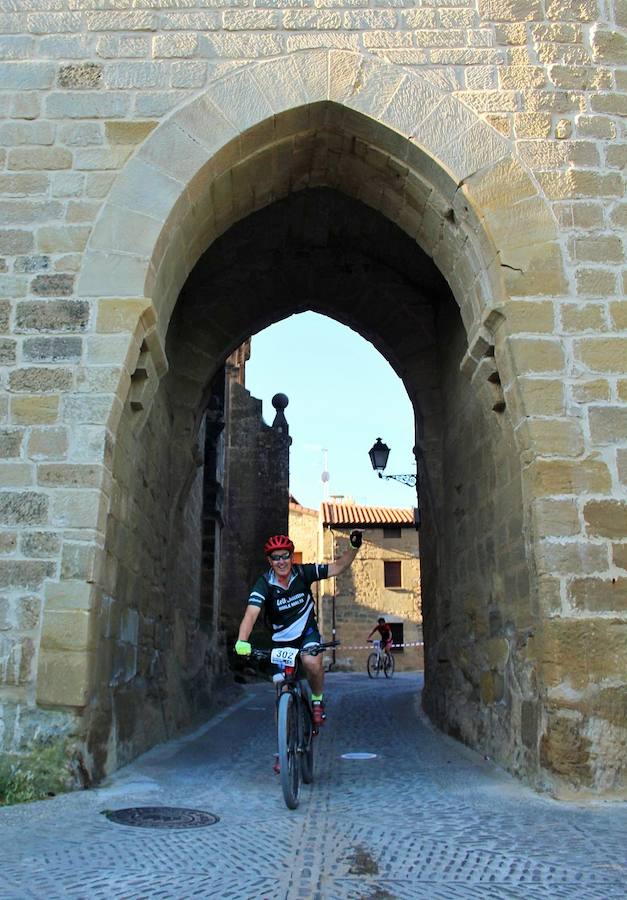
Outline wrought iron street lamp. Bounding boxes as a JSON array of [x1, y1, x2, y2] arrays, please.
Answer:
[[368, 438, 417, 487], [368, 437, 420, 528]]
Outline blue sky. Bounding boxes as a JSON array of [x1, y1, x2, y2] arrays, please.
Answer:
[[246, 312, 417, 511]]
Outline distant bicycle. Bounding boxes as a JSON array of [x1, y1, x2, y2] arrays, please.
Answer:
[[251, 640, 339, 809], [367, 639, 394, 678]]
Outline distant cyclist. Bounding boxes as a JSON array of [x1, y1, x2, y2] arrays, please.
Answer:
[[235, 531, 362, 726], [367, 617, 394, 655]]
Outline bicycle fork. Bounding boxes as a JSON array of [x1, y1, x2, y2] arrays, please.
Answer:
[[274, 685, 303, 756]]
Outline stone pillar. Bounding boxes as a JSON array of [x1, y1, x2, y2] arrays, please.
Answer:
[[219, 385, 290, 638]]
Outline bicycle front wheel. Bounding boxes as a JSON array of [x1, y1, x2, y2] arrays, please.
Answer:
[[278, 691, 300, 809], [300, 699, 315, 784], [367, 652, 380, 678], [383, 652, 395, 678]]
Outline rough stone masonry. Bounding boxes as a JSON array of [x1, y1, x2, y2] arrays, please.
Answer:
[[0, 0, 626, 795]]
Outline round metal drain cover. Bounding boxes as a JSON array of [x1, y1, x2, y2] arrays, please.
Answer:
[[105, 807, 219, 829], [341, 752, 377, 760]]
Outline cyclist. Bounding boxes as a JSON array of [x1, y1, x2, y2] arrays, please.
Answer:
[[234, 530, 362, 726], [367, 617, 394, 656]]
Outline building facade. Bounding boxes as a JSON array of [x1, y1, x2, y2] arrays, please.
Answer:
[[318, 500, 423, 673], [0, 2, 626, 794]]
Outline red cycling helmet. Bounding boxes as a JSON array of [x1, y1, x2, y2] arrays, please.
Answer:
[[264, 534, 294, 556]]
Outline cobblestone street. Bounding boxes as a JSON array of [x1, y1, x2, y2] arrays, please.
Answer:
[[1, 673, 626, 899]]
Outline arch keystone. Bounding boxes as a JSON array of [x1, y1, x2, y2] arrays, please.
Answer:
[[331, 52, 407, 119]]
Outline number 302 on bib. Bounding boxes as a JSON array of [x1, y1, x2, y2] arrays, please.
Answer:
[[271, 647, 299, 666]]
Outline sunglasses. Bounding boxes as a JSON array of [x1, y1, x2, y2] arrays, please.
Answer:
[[269, 552, 291, 561]]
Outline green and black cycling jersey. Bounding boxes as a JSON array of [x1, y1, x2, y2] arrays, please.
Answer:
[[247, 563, 329, 642]]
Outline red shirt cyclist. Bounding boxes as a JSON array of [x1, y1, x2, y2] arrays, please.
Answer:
[[366, 617, 394, 654]]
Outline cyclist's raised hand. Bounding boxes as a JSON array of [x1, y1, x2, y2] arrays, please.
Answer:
[[349, 529, 362, 549], [235, 640, 251, 656]]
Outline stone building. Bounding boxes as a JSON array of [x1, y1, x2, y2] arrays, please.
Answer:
[[318, 499, 423, 673], [0, 1, 626, 794], [289, 496, 422, 670], [288, 494, 319, 568]]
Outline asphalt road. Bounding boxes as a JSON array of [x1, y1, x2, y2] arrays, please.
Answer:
[[1, 672, 626, 899]]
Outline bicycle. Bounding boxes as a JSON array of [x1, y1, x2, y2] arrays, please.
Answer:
[[251, 640, 339, 810], [367, 639, 395, 678]]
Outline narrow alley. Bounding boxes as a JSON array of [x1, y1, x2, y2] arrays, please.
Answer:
[[1, 674, 625, 899]]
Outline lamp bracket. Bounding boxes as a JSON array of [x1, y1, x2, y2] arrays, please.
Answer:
[[377, 472, 417, 487]]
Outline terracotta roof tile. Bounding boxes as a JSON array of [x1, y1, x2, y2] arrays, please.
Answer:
[[289, 498, 317, 516], [321, 500, 415, 527]]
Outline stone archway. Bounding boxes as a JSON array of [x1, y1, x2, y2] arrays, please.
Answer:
[[32, 51, 624, 794], [74, 51, 565, 490]]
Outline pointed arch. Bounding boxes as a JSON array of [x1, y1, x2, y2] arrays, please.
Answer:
[[78, 50, 560, 359]]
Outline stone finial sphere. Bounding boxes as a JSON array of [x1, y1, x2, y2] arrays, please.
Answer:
[[272, 393, 289, 411]]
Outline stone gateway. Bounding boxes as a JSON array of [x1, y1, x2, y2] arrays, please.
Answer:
[[0, 2, 626, 796]]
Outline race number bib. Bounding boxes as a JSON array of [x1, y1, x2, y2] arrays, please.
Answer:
[[271, 646, 299, 666]]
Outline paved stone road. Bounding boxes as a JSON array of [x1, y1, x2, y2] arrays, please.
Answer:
[[1, 673, 626, 899]]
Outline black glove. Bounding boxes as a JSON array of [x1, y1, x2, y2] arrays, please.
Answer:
[[349, 530, 362, 550]]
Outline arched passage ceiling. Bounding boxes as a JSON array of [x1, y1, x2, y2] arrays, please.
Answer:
[[166, 188, 453, 430], [146, 100, 499, 345], [145, 97, 504, 347]]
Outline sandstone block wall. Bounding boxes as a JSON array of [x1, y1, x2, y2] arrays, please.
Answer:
[[288, 499, 319, 568], [88, 375, 209, 774], [423, 296, 534, 773], [0, 0, 625, 792], [288, 499, 324, 632]]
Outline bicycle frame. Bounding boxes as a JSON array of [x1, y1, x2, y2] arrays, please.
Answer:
[[250, 640, 339, 809], [367, 639, 394, 679]]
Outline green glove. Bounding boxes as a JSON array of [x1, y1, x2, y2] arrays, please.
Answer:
[[235, 640, 251, 656]]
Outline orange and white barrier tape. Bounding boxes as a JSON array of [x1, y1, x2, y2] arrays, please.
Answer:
[[331, 642, 424, 651]]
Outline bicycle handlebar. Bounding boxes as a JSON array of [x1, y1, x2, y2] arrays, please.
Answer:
[[250, 640, 340, 661]]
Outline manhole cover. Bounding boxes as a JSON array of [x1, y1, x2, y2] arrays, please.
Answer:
[[105, 807, 219, 829], [341, 752, 377, 760]]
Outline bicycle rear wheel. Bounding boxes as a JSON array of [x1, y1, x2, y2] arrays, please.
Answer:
[[383, 652, 395, 678], [367, 652, 380, 678], [277, 691, 300, 809]]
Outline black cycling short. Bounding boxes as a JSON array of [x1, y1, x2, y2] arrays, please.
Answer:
[[273, 616, 321, 650]]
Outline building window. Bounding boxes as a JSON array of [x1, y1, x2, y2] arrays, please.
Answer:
[[384, 560, 402, 588], [390, 622, 404, 653], [383, 526, 401, 539]]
